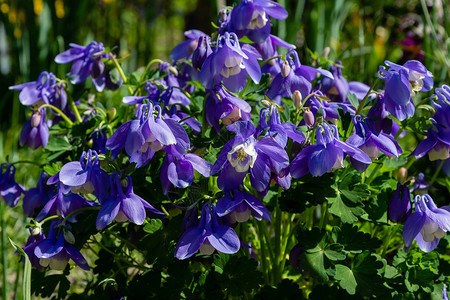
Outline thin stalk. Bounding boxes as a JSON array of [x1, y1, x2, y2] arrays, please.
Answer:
[[38, 104, 73, 126], [110, 54, 134, 95], [366, 163, 382, 185], [1, 202, 8, 300], [430, 160, 445, 185], [68, 98, 83, 124], [62, 206, 100, 225], [7, 160, 42, 167], [256, 222, 270, 284], [318, 202, 328, 230], [273, 204, 282, 284]]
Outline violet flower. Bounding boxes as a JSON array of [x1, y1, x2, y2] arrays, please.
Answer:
[[290, 123, 372, 177], [170, 29, 208, 62], [59, 149, 109, 201], [122, 82, 161, 106], [216, 189, 271, 223], [212, 121, 289, 192], [0, 164, 24, 207], [55, 41, 122, 92], [96, 174, 163, 230], [34, 221, 90, 270], [9, 71, 67, 110], [200, 32, 261, 92], [388, 182, 412, 223], [228, 0, 288, 43], [175, 204, 240, 260], [266, 50, 333, 101], [20, 108, 49, 149], [23, 172, 54, 218], [411, 173, 430, 195], [22, 228, 46, 271], [378, 60, 433, 121], [402, 194, 450, 252], [412, 85, 450, 161]]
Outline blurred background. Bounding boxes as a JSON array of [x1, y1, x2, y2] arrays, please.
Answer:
[[0, 0, 449, 298]]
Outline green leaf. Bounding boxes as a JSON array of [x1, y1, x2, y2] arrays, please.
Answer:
[[338, 172, 370, 203], [335, 264, 357, 295], [143, 219, 163, 234], [305, 248, 329, 281], [350, 252, 384, 296], [347, 93, 359, 110], [9, 238, 31, 300], [44, 136, 72, 152], [328, 193, 365, 223], [333, 224, 382, 253], [43, 162, 61, 176]]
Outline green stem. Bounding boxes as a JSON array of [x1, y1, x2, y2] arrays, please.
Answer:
[[1, 202, 8, 300], [318, 202, 328, 230], [273, 204, 282, 284], [430, 160, 445, 185], [256, 222, 270, 284], [140, 59, 164, 82], [62, 206, 100, 225], [366, 163, 382, 185], [110, 54, 134, 95], [355, 79, 378, 116], [38, 104, 73, 126], [261, 55, 283, 66], [68, 98, 83, 124], [38, 215, 61, 225], [7, 160, 42, 167]]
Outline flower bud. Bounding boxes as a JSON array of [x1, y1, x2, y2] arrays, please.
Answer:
[[64, 231, 76, 244], [322, 46, 330, 58], [304, 109, 315, 127], [397, 167, 408, 184], [281, 60, 291, 77], [108, 107, 116, 121], [168, 66, 178, 77], [292, 90, 302, 108], [261, 100, 271, 107], [30, 112, 41, 128], [31, 227, 41, 236], [187, 39, 198, 55]]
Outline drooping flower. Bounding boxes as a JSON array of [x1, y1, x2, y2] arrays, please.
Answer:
[[106, 103, 189, 168], [0, 164, 24, 207], [388, 182, 412, 223], [290, 123, 372, 177], [55, 41, 122, 92], [20, 108, 50, 149], [22, 228, 47, 271], [402, 194, 450, 252], [96, 174, 163, 230], [212, 121, 289, 192], [411, 173, 431, 195], [23, 172, 54, 218], [346, 116, 402, 162], [34, 221, 90, 270], [266, 50, 333, 101], [174, 204, 240, 260], [170, 29, 208, 62], [200, 32, 261, 92], [227, 0, 288, 43], [216, 189, 271, 223], [412, 85, 450, 161], [378, 60, 433, 121], [9, 71, 67, 110], [59, 149, 109, 201], [159, 145, 212, 195], [122, 82, 161, 106]]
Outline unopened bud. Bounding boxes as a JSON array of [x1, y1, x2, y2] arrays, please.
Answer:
[[304, 109, 315, 127], [267, 58, 275, 66], [188, 39, 198, 55], [168, 66, 178, 77], [281, 60, 291, 77], [108, 107, 116, 121], [121, 179, 129, 188], [322, 46, 330, 58], [293, 90, 302, 108], [261, 100, 271, 107], [31, 112, 41, 128], [31, 227, 41, 236], [397, 167, 408, 184], [64, 231, 76, 244]]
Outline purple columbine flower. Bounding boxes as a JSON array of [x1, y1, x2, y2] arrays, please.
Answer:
[[170, 29, 208, 62], [402, 194, 450, 252], [319, 62, 370, 103], [157, 62, 191, 106], [205, 85, 252, 134], [388, 182, 412, 223], [23, 172, 54, 218], [255, 106, 305, 148], [55, 41, 122, 92], [192, 36, 213, 71], [290, 123, 372, 177], [59, 149, 109, 201], [174, 204, 240, 260], [266, 50, 333, 101], [160, 145, 212, 194], [412, 85, 450, 161], [411, 173, 431, 195], [164, 107, 202, 136], [96, 174, 163, 230], [228, 0, 288, 43], [200, 32, 261, 92], [212, 121, 289, 192], [367, 94, 401, 136], [22, 228, 46, 271], [0, 164, 24, 207], [106, 103, 189, 168], [347, 116, 402, 162], [9, 71, 67, 110], [122, 82, 161, 106], [216, 189, 271, 223], [378, 60, 433, 121], [34, 221, 90, 270], [20, 108, 50, 149]]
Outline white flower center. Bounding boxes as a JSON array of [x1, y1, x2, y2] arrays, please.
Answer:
[[71, 180, 95, 194], [227, 139, 258, 173], [247, 9, 268, 30], [222, 106, 242, 125], [220, 56, 245, 78], [409, 70, 425, 95]]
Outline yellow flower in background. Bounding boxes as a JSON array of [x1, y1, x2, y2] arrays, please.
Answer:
[[55, 0, 64, 18]]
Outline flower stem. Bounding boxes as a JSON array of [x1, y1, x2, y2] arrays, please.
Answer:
[[38, 104, 73, 126], [430, 159, 445, 185], [110, 54, 134, 95], [62, 206, 101, 224], [68, 98, 83, 124], [1, 202, 8, 300], [355, 78, 378, 116]]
